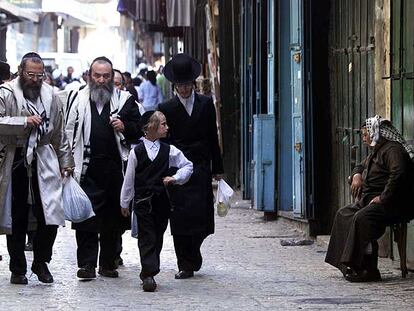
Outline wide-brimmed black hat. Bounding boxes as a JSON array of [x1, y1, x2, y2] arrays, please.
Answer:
[[163, 53, 201, 84]]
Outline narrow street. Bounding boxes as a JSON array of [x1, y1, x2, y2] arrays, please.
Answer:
[[0, 195, 413, 310]]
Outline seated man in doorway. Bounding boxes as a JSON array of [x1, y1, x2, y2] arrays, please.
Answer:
[[325, 115, 414, 282]]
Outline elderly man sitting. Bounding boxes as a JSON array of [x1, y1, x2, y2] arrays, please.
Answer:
[[325, 116, 414, 282]]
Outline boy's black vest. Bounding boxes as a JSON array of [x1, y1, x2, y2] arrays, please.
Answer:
[[133, 141, 170, 200]]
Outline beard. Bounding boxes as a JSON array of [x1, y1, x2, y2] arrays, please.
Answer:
[[89, 79, 113, 104], [19, 77, 42, 101]]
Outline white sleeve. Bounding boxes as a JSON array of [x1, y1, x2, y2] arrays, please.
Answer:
[[120, 149, 137, 208], [169, 145, 193, 185]]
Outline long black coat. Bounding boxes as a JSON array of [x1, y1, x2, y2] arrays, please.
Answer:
[[325, 140, 414, 270], [158, 93, 223, 236]]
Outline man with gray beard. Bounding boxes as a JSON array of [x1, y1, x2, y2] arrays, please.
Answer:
[[0, 52, 74, 284], [65, 56, 141, 280]]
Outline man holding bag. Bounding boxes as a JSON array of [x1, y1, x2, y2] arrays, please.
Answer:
[[65, 56, 141, 280], [0, 52, 74, 284]]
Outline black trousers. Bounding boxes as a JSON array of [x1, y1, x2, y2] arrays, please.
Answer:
[[75, 230, 119, 270], [115, 230, 125, 260], [173, 234, 206, 272], [7, 150, 58, 275], [325, 202, 387, 272], [136, 193, 170, 279]]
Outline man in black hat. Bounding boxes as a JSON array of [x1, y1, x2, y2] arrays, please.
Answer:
[[158, 53, 224, 279]]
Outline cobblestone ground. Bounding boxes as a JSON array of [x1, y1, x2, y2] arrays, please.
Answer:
[[1, 195, 414, 310]]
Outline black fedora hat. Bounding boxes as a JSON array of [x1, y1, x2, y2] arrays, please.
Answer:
[[163, 53, 201, 84]]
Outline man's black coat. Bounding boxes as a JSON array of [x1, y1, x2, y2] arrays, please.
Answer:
[[159, 93, 223, 236]]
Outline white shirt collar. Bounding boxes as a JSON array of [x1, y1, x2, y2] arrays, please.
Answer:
[[143, 137, 160, 149], [177, 90, 195, 115]]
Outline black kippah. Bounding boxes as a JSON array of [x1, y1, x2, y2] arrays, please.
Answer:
[[140, 110, 156, 130], [91, 56, 112, 67], [21, 52, 41, 60]]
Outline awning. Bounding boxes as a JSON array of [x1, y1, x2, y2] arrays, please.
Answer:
[[42, 0, 99, 27], [0, 1, 39, 25], [166, 0, 195, 27], [118, 0, 196, 27]]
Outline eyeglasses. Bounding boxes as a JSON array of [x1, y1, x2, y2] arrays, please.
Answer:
[[24, 71, 45, 80]]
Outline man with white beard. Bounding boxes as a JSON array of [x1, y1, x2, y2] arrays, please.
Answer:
[[65, 56, 141, 280]]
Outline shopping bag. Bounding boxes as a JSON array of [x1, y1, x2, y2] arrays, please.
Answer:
[[62, 176, 95, 223], [216, 179, 234, 217]]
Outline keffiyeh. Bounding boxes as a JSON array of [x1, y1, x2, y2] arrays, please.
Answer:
[[365, 115, 414, 161]]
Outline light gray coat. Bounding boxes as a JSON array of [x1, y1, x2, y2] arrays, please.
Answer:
[[0, 78, 74, 234]]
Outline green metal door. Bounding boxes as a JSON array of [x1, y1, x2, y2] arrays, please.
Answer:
[[330, 0, 376, 210], [391, 0, 414, 140]]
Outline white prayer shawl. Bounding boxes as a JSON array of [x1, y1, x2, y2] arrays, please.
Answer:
[[65, 86, 132, 182], [0, 78, 74, 233]]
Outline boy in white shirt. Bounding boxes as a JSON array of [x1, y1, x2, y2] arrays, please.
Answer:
[[120, 110, 192, 292]]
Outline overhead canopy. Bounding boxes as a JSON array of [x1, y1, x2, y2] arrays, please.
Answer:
[[117, 0, 196, 27], [0, 1, 39, 25], [42, 0, 99, 27], [166, 0, 195, 27]]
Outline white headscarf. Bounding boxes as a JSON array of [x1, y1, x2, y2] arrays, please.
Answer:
[[365, 115, 414, 160]]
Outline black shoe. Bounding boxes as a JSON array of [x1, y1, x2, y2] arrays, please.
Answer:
[[98, 267, 119, 278], [77, 265, 96, 279], [114, 256, 124, 269], [342, 267, 354, 278], [10, 273, 28, 285], [345, 268, 381, 282], [24, 242, 33, 252], [31, 261, 54, 283], [175, 270, 194, 279], [142, 277, 157, 292]]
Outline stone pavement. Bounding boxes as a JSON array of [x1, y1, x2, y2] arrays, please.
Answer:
[[1, 196, 414, 310]]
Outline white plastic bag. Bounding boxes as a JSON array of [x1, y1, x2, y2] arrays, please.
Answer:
[[216, 179, 234, 217], [62, 176, 95, 223]]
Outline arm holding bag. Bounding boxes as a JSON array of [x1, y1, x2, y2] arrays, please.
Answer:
[[62, 176, 95, 223]]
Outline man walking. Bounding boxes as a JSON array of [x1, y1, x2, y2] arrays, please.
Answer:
[[158, 53, 224, 279], [0, 52, 74, 284], [65, 56, 141, 279]]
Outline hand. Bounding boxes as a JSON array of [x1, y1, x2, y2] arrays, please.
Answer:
[[213, 174, 223, 181], [26, 116, 43, 128], [369, 195, 382, 205], [61, 167, 74, 177], [110, 118, 125, 132], [350, 173, 363, 199], [163, 176, 176, 186], [121, 207, 130, 217]]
